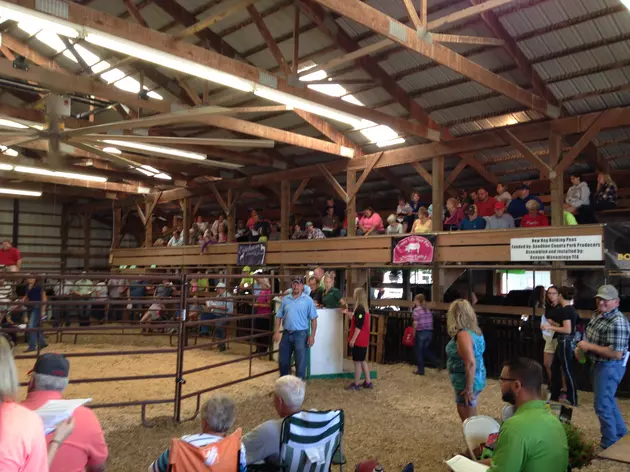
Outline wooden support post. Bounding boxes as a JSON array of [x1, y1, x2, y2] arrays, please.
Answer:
[[432, 156, 444, 231], [82, 209, 92, 271], [60, 203, 69, 272], [346, 170, 357, 237], [227, 189, 235, 242], [145, 201, 153, 248], [112, 206, 122, 249], [549, 131, 564, 227], [281, 180, 291, 240], [181, 197, 190, 245]]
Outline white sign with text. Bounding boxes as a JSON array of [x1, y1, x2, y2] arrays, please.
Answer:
[[510, 235, 603, 262]]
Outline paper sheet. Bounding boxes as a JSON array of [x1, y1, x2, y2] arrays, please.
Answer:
[[35, 398, 92, 434], [445, 455, 489, 472]]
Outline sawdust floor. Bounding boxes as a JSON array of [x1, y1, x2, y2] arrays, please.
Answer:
[[12, 334, 630, 472]]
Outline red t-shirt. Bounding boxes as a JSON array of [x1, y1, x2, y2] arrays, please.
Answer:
[[0, 247, 21, 266], [475, 197, 498, 217], [521, 214, 549, 227], [349, 305, 370, 348]]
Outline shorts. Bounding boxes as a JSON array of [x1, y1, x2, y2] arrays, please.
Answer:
[[147, 304, 163, 320], [352, 346, 367, 362], [544, 336, 558, 354], [454, 390, 482, 406]]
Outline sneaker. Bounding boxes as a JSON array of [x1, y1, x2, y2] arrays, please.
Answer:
[[414, 370, 425, 375], [24, 347, 37, 353], [345, 383, 361, 391], [39, 343, 49, 350], [362, 381, 374, 389]]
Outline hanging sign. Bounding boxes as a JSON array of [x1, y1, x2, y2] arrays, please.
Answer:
[[237, 242, 266, 266], [391, 234, 436, 264], [510, 235, 603, 262], [604, 223, 630, 269]]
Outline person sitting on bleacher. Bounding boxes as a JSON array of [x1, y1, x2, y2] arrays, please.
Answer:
[[243, 375, 305, 466], [564, 172, 590, 218], [485, 202, 515, 229], [149, 395, 246, 472], [459, 204, 486, 231], [592, 172, 617, 212], [520, 200, 549, 227], [507, 185, 544, 227]]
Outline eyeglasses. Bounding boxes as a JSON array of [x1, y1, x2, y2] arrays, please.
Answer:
[[499, 377, 517, 382]]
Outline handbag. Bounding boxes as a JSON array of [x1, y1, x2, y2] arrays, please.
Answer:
[[402, 326, 415, 347]]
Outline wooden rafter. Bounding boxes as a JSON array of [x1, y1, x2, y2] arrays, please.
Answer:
[[498, 129, 552, 175], [444, 160, 468, 190], [291, 179, 310, 211], [124, 0, 148, 27], [317, 164, 348, 202], [402, 0, 423, 30], [209, 182, 229, 214], [432, 34, 504, 47], [311, 0, 559, 118], [298, 41, 393, 78], [410, 162, 433, 186], [175, 0, 259, 39], [459, 153, 499, 186], [248, 4, 291, 76], [348, 152, 385, 202], [293, 110, 362, 156]]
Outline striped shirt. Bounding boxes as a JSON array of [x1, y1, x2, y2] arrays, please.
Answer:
[[585, 308, 630, 363], [150, 434, 247, 472], [0, 282, 12, 302], [412, 306, 433, 331]]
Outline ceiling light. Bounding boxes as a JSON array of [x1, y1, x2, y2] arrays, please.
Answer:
[[85, 33, 254, 93], [0, 188, 42, 197], [0, 146, 18, 157], [137, 168, 154, 176], [0, 118, 28, 129], [102, 147, 121, 154], [376, 137, 406, 148], [254, 86, 364, 129], [154, 173, 172, 180], [0, 5, 79, 37], [14, 166, 107, 182], [0, 163, 13, 171], [622, 0, 630, 10], [140, 165, 160, 174], [102, 139, 207, 161]]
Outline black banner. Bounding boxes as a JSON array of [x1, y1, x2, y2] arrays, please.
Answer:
[[391, 234, 436, 264], [237, 243, 266, 267], [605, 223, 630, 270]]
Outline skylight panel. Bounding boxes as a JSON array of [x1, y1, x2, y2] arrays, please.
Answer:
[[35, 30, 65, 53]]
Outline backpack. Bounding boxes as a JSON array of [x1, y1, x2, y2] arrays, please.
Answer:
[[168, 429, 242, 472]]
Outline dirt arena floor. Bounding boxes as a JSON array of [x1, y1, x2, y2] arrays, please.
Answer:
[[12, 333, 630, 471]]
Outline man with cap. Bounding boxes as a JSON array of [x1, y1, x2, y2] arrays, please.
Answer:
[[507, 184, 544, 227], [485, 201, 515, 229], [201, 282, 233, 351], [576, 285, 630, 449], [305, 222, 326, 240], [21, 353, 108, 472], [273, 277, 318, 380]]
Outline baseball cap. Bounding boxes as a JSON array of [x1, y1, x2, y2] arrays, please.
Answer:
[[305, 221, 314, 227], [292, 276, 305, 284], [242, 266, 251, 273], [595, 285, 619, 300], [494, 201, 505, 210], [31, 353, 69, 377], [216, 282, 226, 289]]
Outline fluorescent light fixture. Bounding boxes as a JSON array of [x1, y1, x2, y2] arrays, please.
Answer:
[[0, 5, 79, 37], [102, 147, 121, 154], [376, 137, 406, 148], [0, 188, 42, 197], [14, 166, 107, 182], [0, 163, 13, 171], [0, 147, 18, 157], [85, 33, 254, 93], [140, 165, 160, 174], [254, 86, 364, 129], [102, 139, 207, 161], [136, 167, 154, 176], [154, 173, 172, 180], [0, 118, 28, 129]]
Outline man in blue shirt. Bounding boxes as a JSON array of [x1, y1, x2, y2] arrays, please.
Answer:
[[274, 277, 318, 380], [507, 184, 544, 227]]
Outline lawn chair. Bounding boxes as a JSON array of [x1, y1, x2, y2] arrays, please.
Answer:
[[462, 415, 500, 460], [168, 429, 242, 472], [278, 410, 344, 472]]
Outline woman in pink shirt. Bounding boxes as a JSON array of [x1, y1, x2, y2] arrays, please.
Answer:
[[0, 337, 74, 472], [254, 278, 272, 354], [358, 207, 385, 236]]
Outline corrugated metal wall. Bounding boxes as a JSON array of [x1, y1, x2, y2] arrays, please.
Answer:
[[0, 197, 111, 272]]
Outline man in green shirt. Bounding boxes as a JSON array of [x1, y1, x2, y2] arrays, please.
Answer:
[[487, 357, 568, 472]]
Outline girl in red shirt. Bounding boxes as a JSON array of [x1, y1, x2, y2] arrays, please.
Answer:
[[344, 288, 373, 390], [520, 199, 549, 227]]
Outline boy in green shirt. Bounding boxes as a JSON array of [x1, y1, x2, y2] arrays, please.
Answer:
[[487, 357, 568, 472]]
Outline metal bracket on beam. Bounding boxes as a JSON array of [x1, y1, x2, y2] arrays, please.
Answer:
[[416, 26, 432, 45], [287, 75, 304, 88], [259, 72, 278, 89]]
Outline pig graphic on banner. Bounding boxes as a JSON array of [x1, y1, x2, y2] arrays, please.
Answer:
[[391, 235, 436, 264]]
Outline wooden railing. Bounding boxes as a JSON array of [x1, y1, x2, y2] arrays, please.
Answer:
[[110, 224, 605, 268]]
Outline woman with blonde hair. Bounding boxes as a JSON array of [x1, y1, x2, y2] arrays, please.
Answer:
[[322, 272, 344, 308], [446, 299, 486, 421], [344, 287, 373, 390], [0, 337, 74, 470], [593, 172, 617, 211], [411, 206, 432, 233]]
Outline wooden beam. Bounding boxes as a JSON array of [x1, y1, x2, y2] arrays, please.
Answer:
[[248, 4, 291, 75], [429, 0, 518, 31], [291, 178, 310, 211], [498, 129, 552, 175], [1, 34, 68, 75], [432, 33, 504, 47], [460, 153, 499, 185], [548, 131, 563, 168], [411, 161, 433, 186], [555, 109, 624, 174], [175, 0, 259, 39], [176, 77, 202, 106], [293, 109, 362, 156], [82, 208, 92, 271], [445, 160, 468, 190], [432, 156, 444, 231], [144, 200, 153, 247], [77, 134, 275, 149], [181, 197, 190, 244], [298, 40, 393, 78], [135, 201, 147, 225], [420, 0, 427, 27], [124, 0, 148, 26], [192, 196, 203, 217], [209, 182, 229, 214], [549, 130, 563, 227], [312, 0, 559, 118], [348, 152, 384, 202], [280, 180, 290, 240], [346, 170, 357, 236], [402, 0, 423, 30], [318, 164, 348, 202]]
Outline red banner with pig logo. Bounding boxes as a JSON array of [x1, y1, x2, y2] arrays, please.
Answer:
[[391, 235, 436, 264]]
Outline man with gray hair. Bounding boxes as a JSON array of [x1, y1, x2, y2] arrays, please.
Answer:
[[243, 375, 306, 465], [21, 353, 108, 472], [149, 394, 247, 472]]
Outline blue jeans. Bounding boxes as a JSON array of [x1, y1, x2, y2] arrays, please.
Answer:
[[414, 330, 437, 375], [593, 360, 628, 449], [279, 330, 308, 380], [27, 307, 45, 350], [200, 312, 227, 347]]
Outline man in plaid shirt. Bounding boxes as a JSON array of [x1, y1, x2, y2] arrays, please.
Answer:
[[576, 285, 630, 449]]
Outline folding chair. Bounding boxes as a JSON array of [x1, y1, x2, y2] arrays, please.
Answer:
[[462, 415, 500, 460], [279, 410, 344, 472]]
